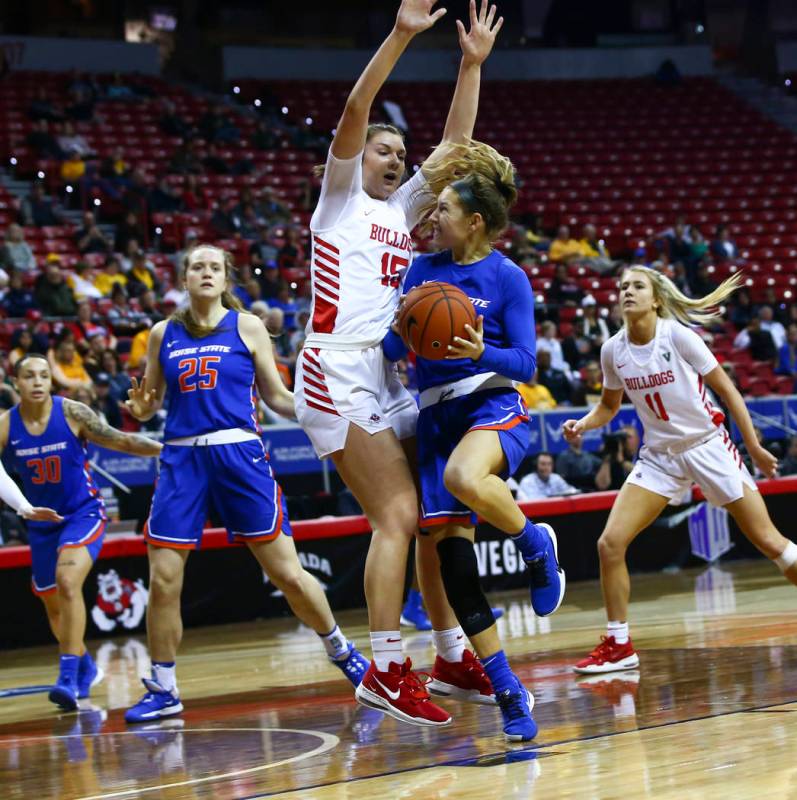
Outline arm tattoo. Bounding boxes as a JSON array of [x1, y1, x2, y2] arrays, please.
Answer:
[[64, 400, 161, 456]]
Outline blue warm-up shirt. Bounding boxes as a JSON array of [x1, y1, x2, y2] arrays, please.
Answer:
[[383, 249, 536, 391]]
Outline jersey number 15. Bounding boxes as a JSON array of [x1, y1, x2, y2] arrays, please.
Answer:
[[178, 357, 221, 393], [380, 253, 408, 288]]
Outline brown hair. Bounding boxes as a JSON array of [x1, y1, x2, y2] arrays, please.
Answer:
[[170, 244, 244, 338], [416, 139, 517, 238], [313, 123, 405, 178]]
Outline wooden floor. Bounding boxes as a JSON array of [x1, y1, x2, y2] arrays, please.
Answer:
[[3, 559, 797, 799]]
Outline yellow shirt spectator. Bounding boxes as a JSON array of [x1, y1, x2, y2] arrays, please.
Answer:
[[128, 328, 150, 370], [517, 381, 556, 410], [94, 271, 127, 297], [60, 156, 86, 183], [549, 225, 583, 263]]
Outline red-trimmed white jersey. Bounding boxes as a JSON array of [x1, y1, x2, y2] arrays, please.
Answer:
[[308, 149, 429, 343], [601, 318, 724, 451]]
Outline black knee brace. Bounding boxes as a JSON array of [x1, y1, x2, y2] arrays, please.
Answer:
[[437, 536, 495, 637]]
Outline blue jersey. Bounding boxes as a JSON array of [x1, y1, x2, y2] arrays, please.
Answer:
[[385, 249, 537, 390], [160, 310, 259, 439], [7, 396, 104, 521]]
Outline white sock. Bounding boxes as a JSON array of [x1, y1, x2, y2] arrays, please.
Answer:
[[775, 541, 797, 573], [370, 631, 402, 672], [432, 626, 466, 663], [152, 661, 177, 693], [607, 620, 629, 645], [319, 624, 350, 660]]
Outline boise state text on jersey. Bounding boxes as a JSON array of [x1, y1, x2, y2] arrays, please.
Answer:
[[7, 396, 104, 523], [160, 310, 259, 439]]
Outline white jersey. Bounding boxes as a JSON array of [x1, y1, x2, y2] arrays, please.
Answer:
[[601, 317, 723, 452], [307, 149, 431, 346]]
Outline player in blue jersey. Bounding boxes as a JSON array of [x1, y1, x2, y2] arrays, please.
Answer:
[[123, 244, 368, 723], [383, 142, 564, 740], [0, 354, 162, 710]]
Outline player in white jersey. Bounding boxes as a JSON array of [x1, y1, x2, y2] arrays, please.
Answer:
[[295, 0, 504, 727], [564, 265, 797, 674]]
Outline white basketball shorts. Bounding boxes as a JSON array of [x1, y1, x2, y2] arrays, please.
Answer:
[[626, 429, 757, 507], [294, 344, 419, 458]]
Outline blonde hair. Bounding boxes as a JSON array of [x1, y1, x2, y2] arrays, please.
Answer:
[[622, 265, 744, 327], [415, 139, 517, 237], [170, 244, 244, 338], [313, 123, 404, 178]]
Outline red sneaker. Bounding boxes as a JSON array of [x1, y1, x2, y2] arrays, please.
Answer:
[[355, 658, 452, 727], [428, 649, 496, 705], [573, 636, 639, 674]]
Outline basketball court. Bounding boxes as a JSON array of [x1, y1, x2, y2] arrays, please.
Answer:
[[3, 558, 796, 799]]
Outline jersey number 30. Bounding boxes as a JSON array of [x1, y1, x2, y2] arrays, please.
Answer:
[[27, 456, 61, 485], [178, 357, 221, 393]]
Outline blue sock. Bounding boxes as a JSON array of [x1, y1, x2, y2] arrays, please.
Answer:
[[480, 649, 517, 695], [511, 519, 547, 560], [79, 651, 94, 672], [59, 654, 80, 687]]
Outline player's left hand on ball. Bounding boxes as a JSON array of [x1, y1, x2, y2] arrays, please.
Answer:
[[22, 506, 63, 523], [751, 445, 778, 479], [391, 294, 407, 335], [447, 315, 484, 361], [458, 0, 503, 66]]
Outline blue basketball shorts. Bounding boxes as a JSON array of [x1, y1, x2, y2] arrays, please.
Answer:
[[416, 388, 530, 529], [29, 512, 107, 595], [145, 439, 293, 549]]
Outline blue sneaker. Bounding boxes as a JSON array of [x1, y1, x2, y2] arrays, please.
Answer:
[[400, 589, 433, 631], [331, 643, 369, 687], [125, 678, 184, 724], [525, 523, 565, 616], [492, 607, 504, 620], [496, 679, 537, 742], [48, 678, 78, 711], [77, 655, 104, 700]]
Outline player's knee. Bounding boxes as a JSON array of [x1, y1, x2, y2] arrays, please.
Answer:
[[436, 536, 494, 637], [55, 571, 81, 602], [597, 532, 626, 564], [269, 566, 305, 597], [443, 463, 480, 505], [375, 498, 418, 540], [149, 565, 182, 603]]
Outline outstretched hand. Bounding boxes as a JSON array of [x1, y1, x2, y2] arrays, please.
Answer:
[[125, 376, 158, 420], [458, 0, 504, 66], [395, 0, 447, 36], [562, 419, 585, 443], [21, 507, 63, 523]]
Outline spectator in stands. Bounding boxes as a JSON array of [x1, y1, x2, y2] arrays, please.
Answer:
[[1, 224, 36, 272], [516, 452, 578, 500], [18, 182, 64, 227], [290, 118, 328, 157], [106, 72, 136, 101], [211, 196, 242, 238], [115, 212, 147, 254], [91, 372, 122, 428], [100, 349, 132, 401], [548, 263, 583, 308], [127, 319, 152, 371], [71, 299, 110, 343], [158, 98, 193, 138], [536, 320, 572, 377], [730, 287, 754, 330], [549, 225, 583, 264], [758, 305, 787, 350], [734, 313, 777, 362], [233, 264, 255, 308], [271, 284, 298, 330], [606, 303, 623, 336], [289, 309, 310, 355], [82, 331, 109, 377], [594, 426, 640, 491], [524, 214, 551, 252], [536, 349, 572, 405], [26, 120, 65, 160], [710, 224, 738, 261], [202, 142, 232, 175], [8, 328, 38, 369], [121, 168, 150, 213], [0, 365, 18, 411], [249, 224, 279, 269], [181, 174, 209, 211], [237, 205, 261, 239], [299, 174, 322, 212], [556, 436, 601, 492], [579, 223, 615, 274], [516, 371, 556, 410], [66, 261, 102, 301], [174, 231, 198, 271], [106, 284, 142, 336], [75, 211, 111, 254], [664, 220, 692, 269], [2, 273, 37, 317], [294, 281, 312, 315], [779, 437, 797, 476], [689, 228, 709, 263], [578, 297, 610, 352], [570, 359, 603, 406], [60, 149, 86, 186], [98, 146, 130, 191], [28, 87, 64, 122], [278, 227, 306, 270], [777, 323, 797, 380], [56, 121, 91, 158], [148, 178, 182, 214], [252, 119, 279, 150], [119, 238, 145, 273], [198, 104, 240, 144], [34, 258, 78, 317], [168, 141, 203, 175], [138, 290, 164, 325], [689, 263, 718, 297], [48, 332, 92, 392], [94, 255, 127, 296], [258, 264, 283, 301]]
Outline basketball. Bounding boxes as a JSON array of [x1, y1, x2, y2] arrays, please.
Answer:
[[398, 282, 477, 360]]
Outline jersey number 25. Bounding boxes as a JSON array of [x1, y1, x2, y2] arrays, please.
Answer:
[[178, 357, 221, 393]]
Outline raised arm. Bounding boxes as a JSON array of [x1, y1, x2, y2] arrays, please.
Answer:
[[331, 0, 446, 160], [125, 320, 167, 422], [238, 314, 296, 419], [64, 399, 162, 457]]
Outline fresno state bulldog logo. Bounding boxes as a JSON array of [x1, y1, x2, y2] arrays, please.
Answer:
[[91, 569, 149, 632]]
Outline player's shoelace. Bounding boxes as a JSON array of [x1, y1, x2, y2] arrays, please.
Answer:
[[527, 554, 551, 587], [496, 688, 528, 719], [462, 661, 492, 692], [398, 660, 433, 702], [588, 636, 615, 659]]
